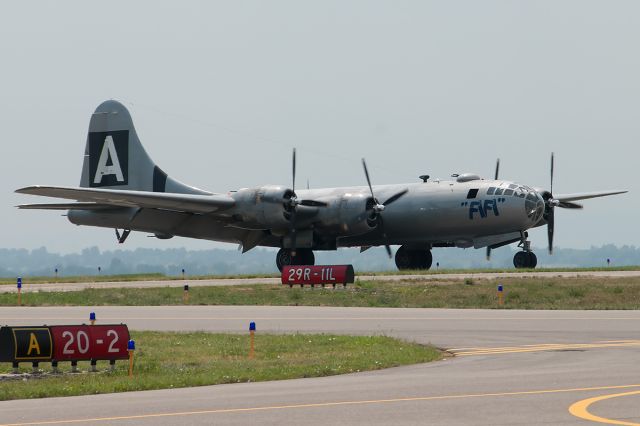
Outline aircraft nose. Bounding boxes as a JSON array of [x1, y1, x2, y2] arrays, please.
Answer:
[[525, 190, 545, 223]]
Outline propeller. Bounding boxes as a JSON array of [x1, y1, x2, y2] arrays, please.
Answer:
[[285, 149, 328, 256], [486, 158, 501, 261], [547, 152, 554, 254], [361, 158, 408, 258], [545, 153, 584, 252]]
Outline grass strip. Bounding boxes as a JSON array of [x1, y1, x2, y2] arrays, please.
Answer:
[[2, 277, 640, 309], [0, 332, 441, 401], [2, 266, 639, 285]]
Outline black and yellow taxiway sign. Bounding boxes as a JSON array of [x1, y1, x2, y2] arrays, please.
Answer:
[[1, 326, 53, 362]]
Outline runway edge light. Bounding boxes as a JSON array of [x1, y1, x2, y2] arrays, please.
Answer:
[[249, 322, 256, 359], [16, 277, 22, 306], [128, 339, 136, 377]]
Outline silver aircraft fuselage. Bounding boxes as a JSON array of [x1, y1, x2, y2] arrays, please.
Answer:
[[67, 178, 544, 250]]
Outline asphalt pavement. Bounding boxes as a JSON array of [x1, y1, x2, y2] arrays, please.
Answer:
[[0, 305, 639, 425]]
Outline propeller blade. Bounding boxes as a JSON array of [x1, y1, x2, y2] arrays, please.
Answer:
[[382, 189, 408, 206], [486, 246, 492, 261], [384, 245, 392, 259], [494, 158, 500, 180], [292, 148, 297, 194], [547, 206, 555, 254], [299, 199, 328, 207], [290, 207, 297, 257], [362, 158, 376, 200], [550, 152, 554, 195], [558, 201, 583, 209]]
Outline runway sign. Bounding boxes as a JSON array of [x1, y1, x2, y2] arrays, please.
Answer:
[[50, 324, 130, 361], [281, 265, 355, 287]]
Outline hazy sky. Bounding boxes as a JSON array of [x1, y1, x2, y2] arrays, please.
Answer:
[[2, 1, 637, 253]]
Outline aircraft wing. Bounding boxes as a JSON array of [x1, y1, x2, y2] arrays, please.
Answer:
[[554, 190, 627, 202], [15, 186, 236, 214], [17, 202, 116, 210]]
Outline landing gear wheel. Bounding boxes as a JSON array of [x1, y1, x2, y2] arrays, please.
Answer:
[[395, 246, 412, 270], [395, 246, 433, 270], [513, 251, 537, 269], [276, 248, 315, 272], [297, 249, 315, 266], [276, 248, 293, 272], [527, 252, 537, 268], [412, 250, 432, 270]]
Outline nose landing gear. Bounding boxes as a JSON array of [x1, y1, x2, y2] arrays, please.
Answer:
[[513, 232, 537, 269]]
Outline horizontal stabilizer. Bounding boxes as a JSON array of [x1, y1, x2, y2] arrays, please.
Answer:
[[17, 203, 114, 210], [16, 186, 235, 214], [555, 190, 627, 202]]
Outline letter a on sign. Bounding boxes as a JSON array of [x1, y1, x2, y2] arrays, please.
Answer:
[[94, 135, 125, 184], [27, 333, 41, 355]]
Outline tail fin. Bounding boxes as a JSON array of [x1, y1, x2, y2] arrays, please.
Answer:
[[80, 100, 207, 195]]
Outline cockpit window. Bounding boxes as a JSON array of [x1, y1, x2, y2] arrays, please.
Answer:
[[494, 188, 504, 195], [487, 187, 495, 195], [508, 184, 518, 189], [466, 189, 479, 199], [504, 189, 514, 196]]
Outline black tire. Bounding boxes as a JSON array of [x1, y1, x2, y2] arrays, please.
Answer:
[[527, 252, 538, 268], [395, 246, 432, 270], [276, 248, 293, 272], [276, 248, 315, 271], [413, 250, 433, 270], [300, 249, 315, 266], [513, 251, 529, 269], [395, 246, 412, 270]]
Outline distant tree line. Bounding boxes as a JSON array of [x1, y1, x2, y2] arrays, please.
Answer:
[[0, 244, 638, 277]]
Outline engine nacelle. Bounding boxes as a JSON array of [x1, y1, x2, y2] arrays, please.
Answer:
[[229, 185, 293, 229], [315, 193, 375, 236]]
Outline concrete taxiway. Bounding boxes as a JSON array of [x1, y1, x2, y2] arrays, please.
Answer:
[[0, 306, 639, 425], [1, 269, 639, 293]]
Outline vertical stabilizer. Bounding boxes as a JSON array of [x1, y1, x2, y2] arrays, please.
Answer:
[[80, 100, 208, 195]]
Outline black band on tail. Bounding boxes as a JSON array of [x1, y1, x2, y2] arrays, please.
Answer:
[[153, 166, 168, 192]]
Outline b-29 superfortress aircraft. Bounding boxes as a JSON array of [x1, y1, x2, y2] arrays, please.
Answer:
[[16, 100, 627, 271]]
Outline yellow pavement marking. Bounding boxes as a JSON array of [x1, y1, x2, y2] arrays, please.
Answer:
[[2, 384, 640, 426], [569, 390, 640, 425], [451, 341, 640, 356]]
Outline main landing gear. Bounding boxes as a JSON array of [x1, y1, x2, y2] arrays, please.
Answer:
[[513, 232, 537, 269], [276, 248, 315, 272], [395, 245, 432, 270]]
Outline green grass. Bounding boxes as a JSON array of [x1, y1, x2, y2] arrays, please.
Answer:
[[0, 273, 280, 285], [2, 266, 638, 285], [3, 276, 640, 309], [0, 332, 441, 401]]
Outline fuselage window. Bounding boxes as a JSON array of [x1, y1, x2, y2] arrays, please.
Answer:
[[504, 189, 514, 196], [467, 188, 479, 199], [487, 187, 496, 195], [494, 188, 504, 195]]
